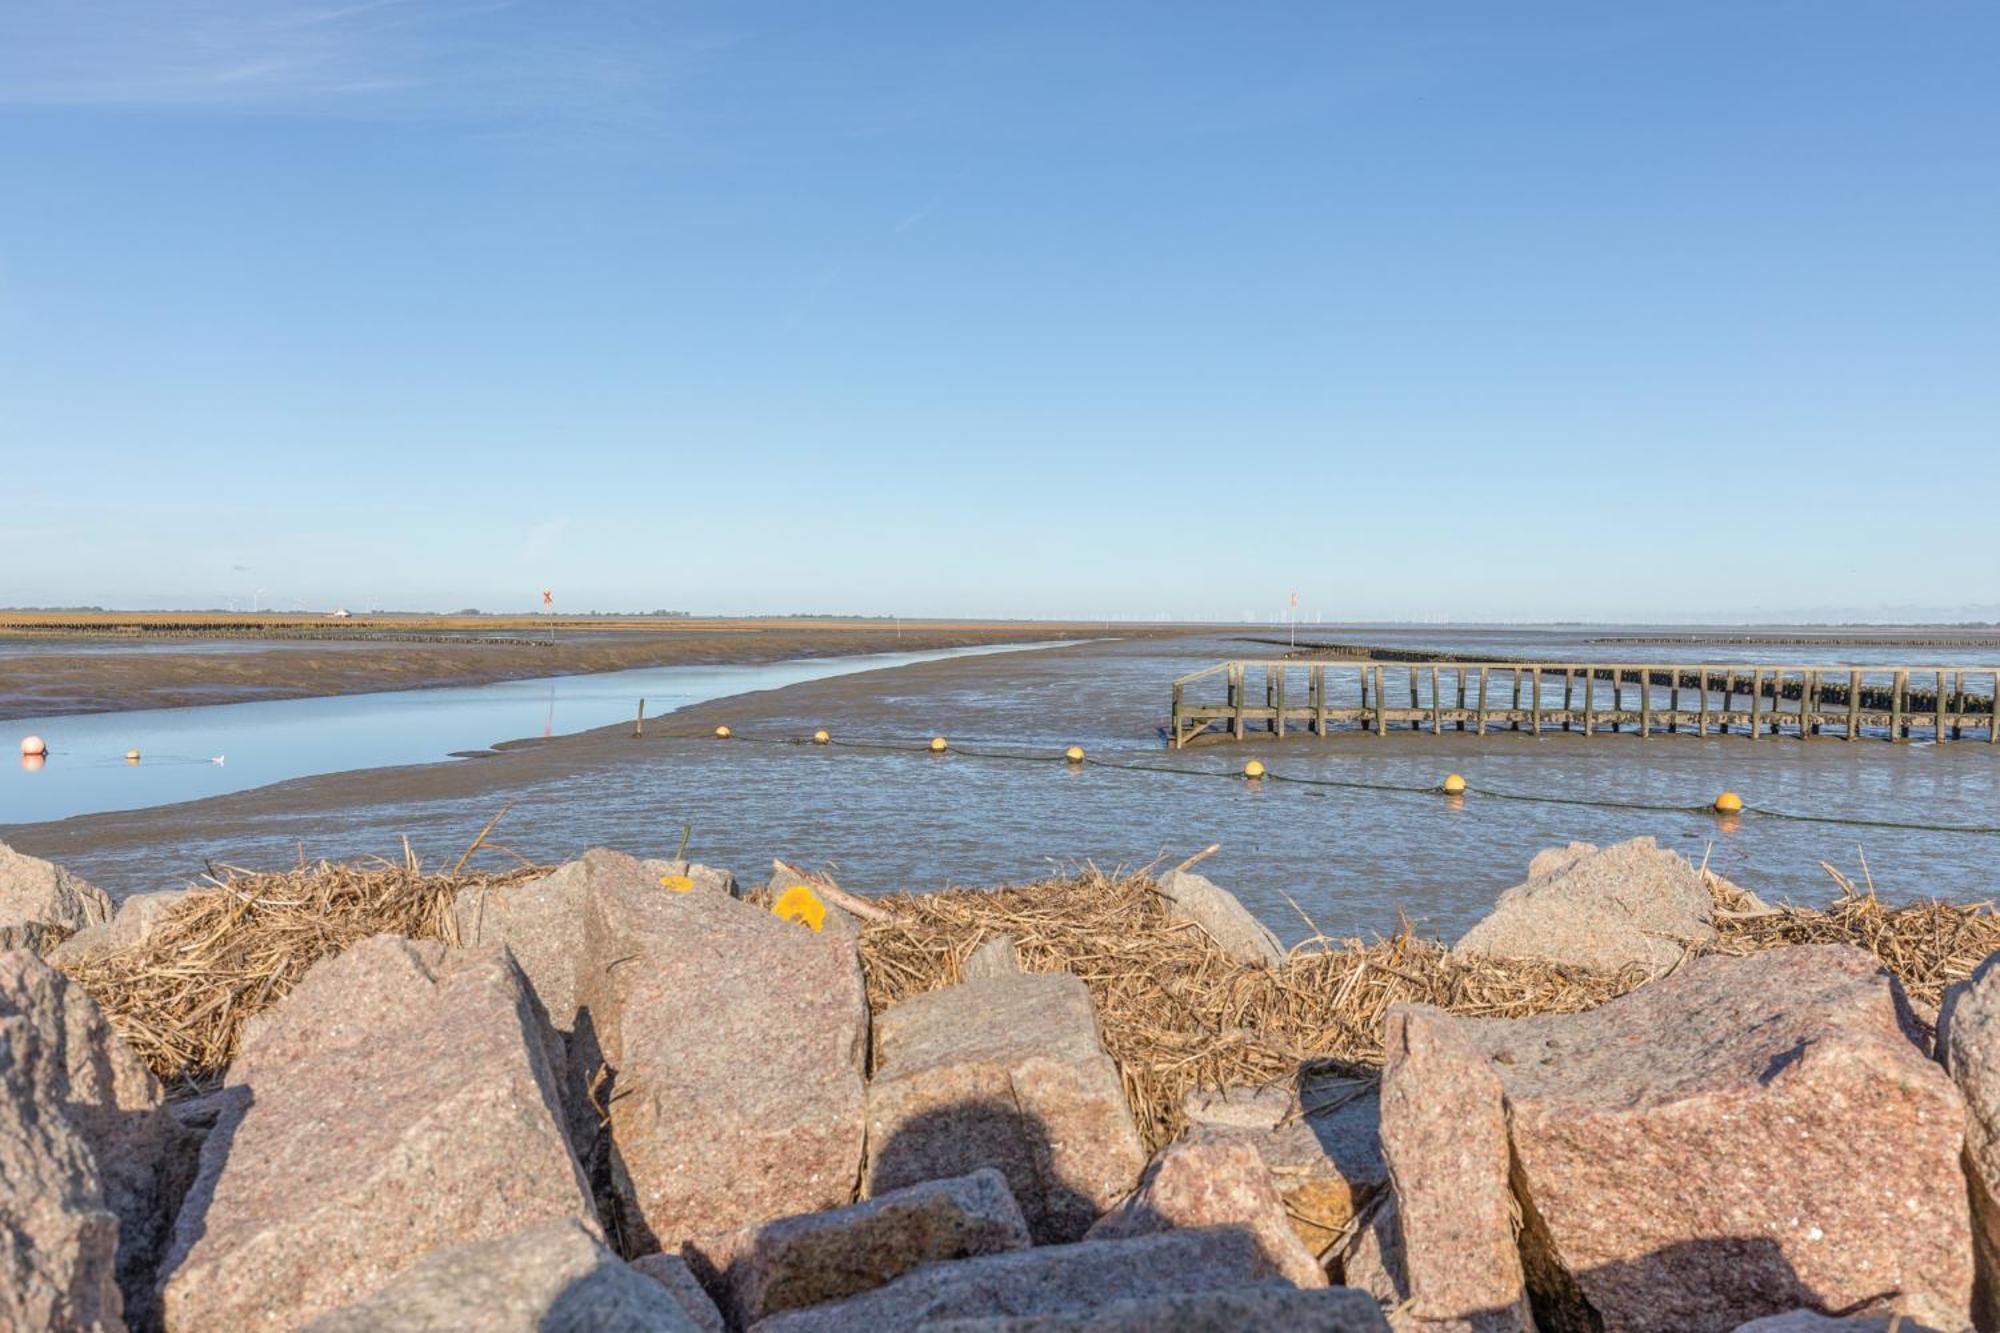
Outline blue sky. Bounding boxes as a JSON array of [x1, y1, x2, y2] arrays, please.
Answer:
[[1, 3, 1995, 621]]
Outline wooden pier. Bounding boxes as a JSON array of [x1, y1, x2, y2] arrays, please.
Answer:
[[1170, 660, 2000, 749]]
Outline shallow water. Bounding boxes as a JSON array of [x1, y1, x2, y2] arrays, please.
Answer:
[[0, 642, 1073, 825], [11, 631, 2000, 942]]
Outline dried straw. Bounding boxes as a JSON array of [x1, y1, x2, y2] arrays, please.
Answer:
[[60, 858, 541, 1093]]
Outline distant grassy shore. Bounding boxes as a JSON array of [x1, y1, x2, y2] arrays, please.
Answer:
[[0, 616, 1185, 721]]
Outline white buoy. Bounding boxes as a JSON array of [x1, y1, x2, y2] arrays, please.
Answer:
[[20, 735, 46, 756]]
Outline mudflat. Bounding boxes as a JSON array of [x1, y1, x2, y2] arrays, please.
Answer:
[[0, 618, 1160, 721]]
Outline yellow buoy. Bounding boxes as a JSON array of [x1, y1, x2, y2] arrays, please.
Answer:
[[125, 749, 141, 763], [929, 736, 949, 753], [1441, 774, 1467, 795], [772, 884, 828, 932], [658, 874, 695, 893], [714, 725, 733, 739], [1064, 745, 1085, 764], [1243, 759, 1266, 779], [813, 729, 831, 745], [1713, 791, 1743, 814]]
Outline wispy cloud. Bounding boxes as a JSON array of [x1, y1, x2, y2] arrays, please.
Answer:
[[0, 0, 711, 114]]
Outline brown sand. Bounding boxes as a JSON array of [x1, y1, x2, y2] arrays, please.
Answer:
[[0, 619, 1166, 720]]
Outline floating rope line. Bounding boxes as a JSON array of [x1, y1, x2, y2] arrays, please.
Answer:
[[631, 727, 2000, 838]]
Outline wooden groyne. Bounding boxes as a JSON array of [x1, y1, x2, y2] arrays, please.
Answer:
[[1171, 660, 2000, 748]]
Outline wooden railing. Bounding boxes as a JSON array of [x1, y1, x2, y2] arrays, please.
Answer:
[[1169, 660, 2000, 749]]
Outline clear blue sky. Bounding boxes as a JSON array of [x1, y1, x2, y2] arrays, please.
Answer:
[[2, 3, 1995, 621]]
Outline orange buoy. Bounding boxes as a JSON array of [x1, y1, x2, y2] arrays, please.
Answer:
[[714, 725, 733, 739], [1243, 759, 1266, 779], [813, 729, 831, 745], [1713, 791, 1744, 814], [772, 884, 828, 932], [1441, 774, 1467, 795], [929, 736, 949, 753], [20, 735, 46, 757]]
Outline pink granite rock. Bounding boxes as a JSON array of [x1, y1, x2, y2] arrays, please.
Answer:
[[865, 971, 1145, 1244], [1939, 948, 2000, 1332], [1182, 1077, 1387, 1256], [0, 1011, 124, 1332], [1087, 1138, 1326, 1289], [631, 1253, 725, 1333], [924, 1282, 1391, 1330], [581, 867, 868, 1251], [684, 1168, 1031, 1326], [303, 1219, 700, 1332], [1452, 836, 1716, 975], [1385, 945, 1972, 1332], [0, 950, 184, 1328], [1378, 1005, 1531, 1332], [157, 937, 596, 1332], [0, 841, 112, 952], [750, 1226, 1284, 1331]]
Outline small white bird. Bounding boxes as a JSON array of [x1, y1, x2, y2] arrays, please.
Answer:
[[211, 755, 226, 766]]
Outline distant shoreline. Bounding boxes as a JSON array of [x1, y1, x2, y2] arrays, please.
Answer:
[[0, 620, 1179, 723]]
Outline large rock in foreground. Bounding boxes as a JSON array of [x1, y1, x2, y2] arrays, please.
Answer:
[[1940, 949, 2000, 1332], [158, 937, 596, 1332], [1, 950, 184, 1327], [684, 1168, 1031, 1327], [752, 1226, 1286, 1332], [865, 971, 1145, 1244], [582, 865, 868, 1250], [0, 1007, 124, 1332], [304, 1219, 701, 1332], [1451, 836, 1715, 974], [0, 841, 113, 951], [1087, 1138, 1326, 1289], [1383, 945, 1971, 1332], [1156, 869, 1286, 969]]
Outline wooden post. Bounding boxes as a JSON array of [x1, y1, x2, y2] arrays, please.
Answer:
[[1954, 671, 1966, 740], [1936, 669, 1948, 740], [1172, 680, 1185, 749], [1314, 665, 1328, 736], [1698, 670, 1709, 737], [1670, 671, 1681, 733], [1511, 668, 1522, 731], [1232, 663, 1246, 741], [1562, 669, 1575, 731], [1531, 667, 1543, 735], [1583, 667, 1595, 737], [1273, 666, 1286, 739], [1374, 665, 1387, 736], [1476, 667, 1489, 735], [1431, 667, 1443, 735], [1721, 672, 1732, 735], [1455, 668, 1468, 731], [1409, 667, 1421, 731], [1639, 667, 1651, 739], [634, 698, 646, 737], [1892, 669, 1906, 740], [1805, 670, 1819, 738], [1747, 668, 1760, 740], [1848, 669, 1862, 741], [1607, 668, 1620, 733]]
